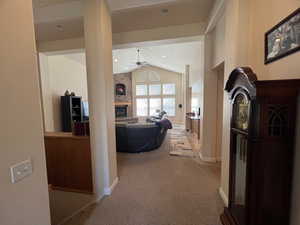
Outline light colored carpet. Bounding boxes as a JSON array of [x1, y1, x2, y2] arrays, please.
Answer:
[[64, 134, 223, 225], [49, 190, 94, 225]]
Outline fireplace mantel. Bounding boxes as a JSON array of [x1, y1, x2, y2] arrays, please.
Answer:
[[114, 102, 132, 106]]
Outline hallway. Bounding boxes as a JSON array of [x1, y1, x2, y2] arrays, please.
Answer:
[[65, 135, 223, 225]]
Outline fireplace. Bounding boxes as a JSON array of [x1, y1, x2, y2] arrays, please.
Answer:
[[115, 105, 128, 118]]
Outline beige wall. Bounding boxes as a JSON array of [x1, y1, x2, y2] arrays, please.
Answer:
[[248, 1, 300, 80], [0, 1, 51, 225], [39, 53, 88, 132], [199, 13, 226, 161], [220, 2, 300, 223], [201, 33, 218, 161], [212, 13, 225, 68], [132, 66, 184, 123], [37, 23, 204, 53], [38, 37, 85, 53]]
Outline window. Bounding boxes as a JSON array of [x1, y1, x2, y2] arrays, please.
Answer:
[[136, 84, 147, 96], [192, 97, 199, 113], [149, 84, 161, 95], [163, 98, 175, 116], [149, 98, 161, 116], [135, 83, 176, 117], [163, 83, 175, 95], [148, 71, 161, 82], [136, 98, 148, 116]]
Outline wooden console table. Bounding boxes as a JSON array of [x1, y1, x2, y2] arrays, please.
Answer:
[[44, 132, 93, 194]]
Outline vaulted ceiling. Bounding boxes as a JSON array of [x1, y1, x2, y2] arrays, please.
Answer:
[[53, 40, 202, 77], [112, 41, 202, 75]]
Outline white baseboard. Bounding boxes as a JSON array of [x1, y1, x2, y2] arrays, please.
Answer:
[[103, 177, 119, 196], [199, 152, 217, 163], [219, 187, 229, 207]]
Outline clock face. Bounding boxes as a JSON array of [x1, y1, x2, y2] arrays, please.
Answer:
[[234, 94, 250, 130]]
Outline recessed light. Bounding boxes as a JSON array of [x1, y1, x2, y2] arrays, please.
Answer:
[[56, 25, 63, 31], [114, 58, 118, 62], [162, 55, 167, 58], [161, 8, 169, 14]]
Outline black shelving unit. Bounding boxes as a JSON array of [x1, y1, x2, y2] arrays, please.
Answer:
[[61, 96, 83, 132]]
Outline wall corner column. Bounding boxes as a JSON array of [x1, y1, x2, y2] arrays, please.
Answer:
[[83, 0, 118, 198], [200, 33, 218, 162]]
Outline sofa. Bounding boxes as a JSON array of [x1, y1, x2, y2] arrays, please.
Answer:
[[115, 118, 172, 153]]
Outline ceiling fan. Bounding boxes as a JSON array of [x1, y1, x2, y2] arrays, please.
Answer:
[[134, 48, 149, 67]]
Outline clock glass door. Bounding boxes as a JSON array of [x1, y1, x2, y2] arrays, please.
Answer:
[[232, 133, 248, 223], [231, 93, 250, 224]]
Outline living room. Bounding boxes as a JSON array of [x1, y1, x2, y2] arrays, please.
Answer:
[[38, 40, 203, 224], [2, 1, 300, 225]]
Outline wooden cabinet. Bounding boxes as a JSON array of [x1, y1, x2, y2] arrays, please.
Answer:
[[186, 115, 200, 140], [44, 132, 93, 194], [186, 116, 192, 131], [220, 67, 300, 225]]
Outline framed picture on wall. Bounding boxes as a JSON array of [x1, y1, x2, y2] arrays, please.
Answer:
[[265, 8, 300, 64]]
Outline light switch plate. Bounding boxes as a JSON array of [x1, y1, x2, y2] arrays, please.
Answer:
[[10, 159, 33, 183]]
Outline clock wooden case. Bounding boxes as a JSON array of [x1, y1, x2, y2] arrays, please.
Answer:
[[220, 67, 300, 225]]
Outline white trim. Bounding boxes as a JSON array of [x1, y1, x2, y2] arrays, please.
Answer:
[[57, 195, 104, 225], [127, 64, 181, 74], [199, 152, 217, 163], [205, 0, 225, 34], [104, 177, 119, 195], [219, 187, 229, 207]]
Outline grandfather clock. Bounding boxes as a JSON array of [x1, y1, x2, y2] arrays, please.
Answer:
[[220, 67, 300, 225]]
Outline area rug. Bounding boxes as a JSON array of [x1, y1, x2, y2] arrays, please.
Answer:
[[169, 124, 194, 158]]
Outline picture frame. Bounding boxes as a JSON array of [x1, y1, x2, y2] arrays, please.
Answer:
[[265, 8, 300, 64], [115, 83, 126, 96]]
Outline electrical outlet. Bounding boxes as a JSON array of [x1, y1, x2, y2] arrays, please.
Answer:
[[10, 159, 33, 183]]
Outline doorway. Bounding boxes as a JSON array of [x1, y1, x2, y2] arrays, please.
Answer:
[[112, 41, 202, 124], [38, 51, 94, 225]]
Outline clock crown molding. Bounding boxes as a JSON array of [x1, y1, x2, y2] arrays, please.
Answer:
[[225, 67, 258, 101]]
